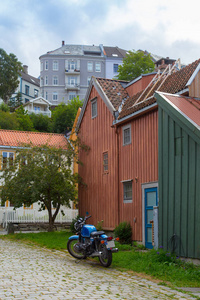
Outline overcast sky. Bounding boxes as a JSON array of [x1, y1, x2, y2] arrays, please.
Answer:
[[1, 0, 200, 78]]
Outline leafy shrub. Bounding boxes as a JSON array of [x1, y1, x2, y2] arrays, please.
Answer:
[[114, 221, 132, 244], [70, 215, 82, 233]]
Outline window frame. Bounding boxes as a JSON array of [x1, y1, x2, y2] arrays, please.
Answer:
[[45, 60, 48, 70], [113, 63, 119, 73], [123, 180, 133, 203], [88, 62, 93, 72], [2, 152, 14, 170], [95, 62, 101, 72], [45, 75, 48, 85], [103, 151, 108, 173], [25, 85, 29, 96], [53, 60, 58, 71], [52, 92, 58, 101], [53, 75, 58, 85], [91, 98, 97, 119], [123, 124, 131, 146]]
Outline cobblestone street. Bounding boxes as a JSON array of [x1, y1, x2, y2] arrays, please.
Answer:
[[0, 239, 197, 299]]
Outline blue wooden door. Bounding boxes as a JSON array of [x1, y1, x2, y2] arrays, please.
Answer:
[[145, 187, 158, 249]]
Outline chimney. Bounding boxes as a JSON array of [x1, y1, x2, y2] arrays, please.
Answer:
[[23, 65, 28, 74], [62, 40, 65, 46]]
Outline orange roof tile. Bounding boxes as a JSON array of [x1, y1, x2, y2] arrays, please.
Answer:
[[0, 130, 68, 149]]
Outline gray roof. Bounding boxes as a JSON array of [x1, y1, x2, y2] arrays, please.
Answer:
[[21, 71, 40, 87], [43, 44, 103, 57], [103, 46, 128, 58]]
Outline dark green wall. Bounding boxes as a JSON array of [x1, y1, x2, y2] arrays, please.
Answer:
[[158, 107, 200, 259]]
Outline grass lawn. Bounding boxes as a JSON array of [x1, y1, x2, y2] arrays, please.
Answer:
[[1, 231, 200, 289]]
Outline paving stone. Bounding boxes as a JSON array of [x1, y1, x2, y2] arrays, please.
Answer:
[[0, 240, 197, 299]]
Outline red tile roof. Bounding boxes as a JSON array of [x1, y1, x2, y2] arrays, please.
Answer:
[[96, 78, 129, 110], [162, 94, 200, 127], [118, 58, 200, 120], [0, 130, 68, 149]]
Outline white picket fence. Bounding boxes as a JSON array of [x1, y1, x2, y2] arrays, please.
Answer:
[[0, 207, 78, 228]]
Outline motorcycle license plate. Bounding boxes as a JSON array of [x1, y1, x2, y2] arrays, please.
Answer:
[[106, 240, 115, 248]]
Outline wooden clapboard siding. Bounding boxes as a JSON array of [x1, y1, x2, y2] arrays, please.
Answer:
[[125, 73, 155, 97], [118, 109, 158, 241], [158, 105, 200, 259], [189, 70, 200, 97], [78, 86, 118, 229]]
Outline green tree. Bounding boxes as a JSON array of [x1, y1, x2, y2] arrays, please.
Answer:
[[0, 111, 19, 129], [0, 49, 23, 104], [0, 143, 83, 231], [116, 50, 155, 81], [15, 106, 34, 131], [52, 97, 83, 133], [29, 113, 52, 132]]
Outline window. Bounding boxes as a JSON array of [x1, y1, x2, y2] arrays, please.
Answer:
[[2, 152, 14, 169], [68, 76, 77, 86], [87, 77, 91, 86], [45, 91, 48, 100], [91, 98, 97, 118], [53, 60, 58, 71], [40, 77, 44, 86], [123, 124, 131, 145], [45, 76, 48, 85], [25, 85, 29, 96], [103, 152, 108, 173], [123, 181, 132, 203], [53, 76, 58, 85], [45, 60, 48, 70], [95, 62, 101, 72], [53, 92, 58, 101], [88, 62, 93, 72], [34, 106, 40, 112], [69, 92, 76, 101], [113, 64, 119, 73], [25, 98, 29, 103], [34, 89, 38, 97]]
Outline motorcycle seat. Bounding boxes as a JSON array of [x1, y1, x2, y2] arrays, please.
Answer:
[[90, 231, 105, 237]]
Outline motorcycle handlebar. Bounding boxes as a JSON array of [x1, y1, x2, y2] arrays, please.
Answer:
[[85, 215, 92, 221]]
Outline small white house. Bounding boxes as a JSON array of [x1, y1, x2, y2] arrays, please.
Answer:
[[23, 97, 52, 117]]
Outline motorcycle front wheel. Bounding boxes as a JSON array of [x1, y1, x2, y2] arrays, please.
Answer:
[[67, 239, 86, 259], [98, 244, 112, 267]]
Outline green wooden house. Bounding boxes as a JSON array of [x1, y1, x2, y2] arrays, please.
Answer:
[[156, 91, 200, 259]]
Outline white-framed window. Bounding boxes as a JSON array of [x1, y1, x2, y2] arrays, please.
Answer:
[[45, 76, 48, 85], [123, 180, 133, 203], [91, 98, 97, 119], [113, 64, 119, 73], [45, 91, 48, 100], [2, 152, 14, 170], [40, 77, 44, 87], [53, 92, 58, 101], [123, 124, 131, 145], [53, 76, 58, 85], [88, 62, 93, 72], [45, 60, 48, 70], [95, 62, 101, 72], [69, 61, 76, 70], [69, 92, 76, 101], [53, 60, 58, 71], [34, 106, 40, 112], [68, 76, 77, 86], [40, 62, 43, 71], [87, 77, 91, 86]]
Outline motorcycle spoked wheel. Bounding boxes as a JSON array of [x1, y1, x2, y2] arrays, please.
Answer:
[[98, 243, 112, 267], [67, 239, 86, 259]]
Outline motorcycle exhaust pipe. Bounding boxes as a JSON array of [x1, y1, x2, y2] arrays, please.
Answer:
[[90, 251, 103, 257]]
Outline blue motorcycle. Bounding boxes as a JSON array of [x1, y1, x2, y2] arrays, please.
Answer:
[[67, 215, 118, 267]]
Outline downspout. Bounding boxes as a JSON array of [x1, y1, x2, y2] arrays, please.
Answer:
[[114, 124, 120, 225]]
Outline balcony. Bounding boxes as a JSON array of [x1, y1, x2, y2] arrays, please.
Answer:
[[65, 68, 80, 75], [26, 110, 51, 117], [65, 83, 80, 91]]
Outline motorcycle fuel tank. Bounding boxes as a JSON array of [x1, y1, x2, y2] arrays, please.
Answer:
[[81, 224, 97, 237]]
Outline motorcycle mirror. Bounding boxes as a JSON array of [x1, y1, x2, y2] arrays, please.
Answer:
[[86, 211, 89, 215]]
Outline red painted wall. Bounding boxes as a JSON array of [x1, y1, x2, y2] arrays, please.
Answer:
[[125, 74, 155, 97]]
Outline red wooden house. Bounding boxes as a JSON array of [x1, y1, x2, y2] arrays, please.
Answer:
[[77, 58, 200, 248]]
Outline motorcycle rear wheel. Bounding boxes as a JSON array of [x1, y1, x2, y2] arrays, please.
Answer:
[[67, 239, 86, 259], [98, 244, 112, 267]]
